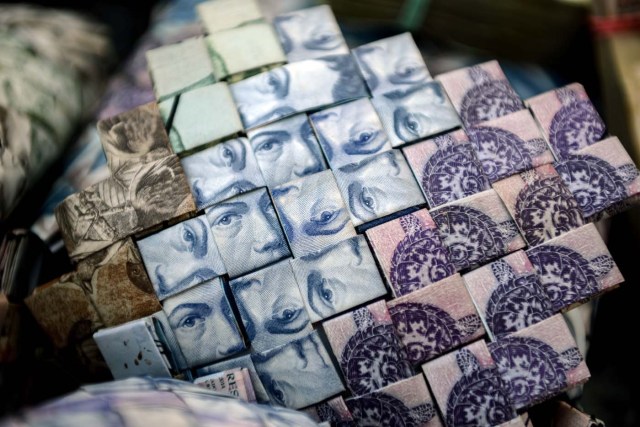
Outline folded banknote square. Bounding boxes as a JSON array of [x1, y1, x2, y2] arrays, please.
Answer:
[[196, 0, 263, 34], [333, 150, 426, 227], [310, 98, 392, 168], [196, 353, 270, 403], [436, 60, 524, 127], [251, 330, 345, 409], [194, 368, 256, 402], [138, 215, 226, 300], [246, 113, 327, 187], [402, 129, 490, 208], [290, 235, 387, 322], [302, 396, 354, 425], [206, 188, 290, 278], [162, 278, 245, 368], [230, 260, 312, 352], [365, 209, 455, 297], [272, 170, 356, 257]]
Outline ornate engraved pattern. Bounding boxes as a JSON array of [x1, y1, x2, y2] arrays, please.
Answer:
[[348, 392, 436, 427]]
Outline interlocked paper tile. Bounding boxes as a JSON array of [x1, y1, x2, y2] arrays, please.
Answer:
[[462, 250, 553, 340], [290, 235, 387, 322], [196, 0, 263, 34], [333, 150, 426, 227], [138, 215, 226, 300], [493, 164, 585, 246], [365, 209, 455, 297], [403, 129, 490, 208], [230, 260, 312, 352], [94, 311, 186, 379], [205, 188, 290, 278], [162, 278, 245, 368], [371, 81, 461, 147], [181, 137, 265, 210], [423, 340, 516, 427], [436, 60, 524, 127], [25, 273, 103, 348], [526, 83, 606, 159], [56, 155, 195, 261], [488, 315, 590, 410], [430, 189, 526, 271], [345, 375, 442, 427], [302, 396, 354, 425], [230, 55, 368, 129], [272, 170, 356, 257], [273, 5, 349, 62], [388, 274, 484, 364], [554, 401, 604, 427], [310, 98, 392, 168], [246, 113, 326, 187], [323, 300, 413, 396], [146, 37, 216, 101], [195, 354, 270, 403], [79, 238, 162, 327], [526, 224, 624, 312], [206, 22, 285, 80], [251, 330, 345, 409], [352, 33, 431, 96], [194, 368, 256, 402], [467, 109, 554, 183], [554, 136, 640, 220]]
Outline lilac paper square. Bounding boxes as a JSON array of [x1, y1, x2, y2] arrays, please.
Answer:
[[302, 396, 354, 425], [526, 223, 624, 312], [403, 129, 490, 208], [322, 300, 413, 396], [436, 60, 524, 127], [430, 189, 526, 271], [467, 109, 554, 183], [462, 250, 554, 340], [388, 273, 484, 364], [365, 209, 455, 297]]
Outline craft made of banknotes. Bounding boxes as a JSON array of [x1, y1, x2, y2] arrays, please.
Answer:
[[230, 260, 312, 352], [310, 98, 392, 168], [230, 54, 368, 129], [436, 60, 524, 127], [334, 150, 426, 227], [205, 188, 290, 277], [366, 209, 455, 297], [195, 353, 270, 403], [463, 251, 554, 340], [162, 277, 245, 368], [488, 315, 590, 410], [181, 137, 265, 210], [554, 136, 640, 220], [194, 368, 256, 402], [196, 0, 263, 34], [526, 224, 623, 312], [273, 5, 348, 63], [403, 129, 490, 208], [372, 81, 461, 147], [303, 396, 354, 425], [526, 83, 606, 159], [251, 330, 345, 409], [352, 33, 432, 96], [138, 215, 226, 300], [272, 170, 356, 257], [246, 113, 327, 187], [289, 235, 386, 322]]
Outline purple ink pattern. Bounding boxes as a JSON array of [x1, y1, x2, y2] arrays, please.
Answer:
[[446, 349, 515, 427], [389, 302, 482, 364], [347, 393, 436, 427], [527, 245, 614, 312], [431, 205, 520, 270], [421, 134, 491, 207], [459, 66, 524, 127], [341, 307, 413, 395], [549, 88, 606, 159], [485, 260, 554, 338], [389, 213, 456, 297], [514, 173, 584, 246], [490, 336, 583, 409], [467, 126, 548, 183], [555, 154, 639, 218]]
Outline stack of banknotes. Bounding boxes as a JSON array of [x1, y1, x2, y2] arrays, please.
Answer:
[[22, 1, 640, 426]]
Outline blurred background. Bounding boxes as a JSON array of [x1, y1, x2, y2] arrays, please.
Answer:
[[0, 0, 638, 425]]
